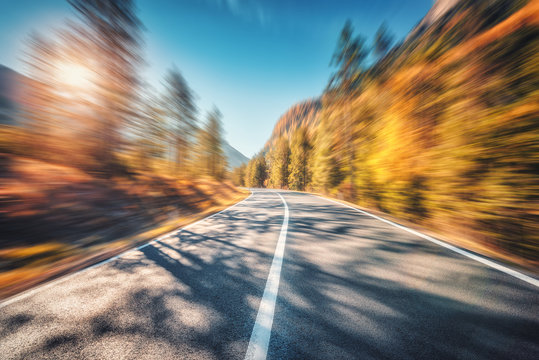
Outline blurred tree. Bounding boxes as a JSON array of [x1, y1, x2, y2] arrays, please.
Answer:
[[268, 136, 290, 189], [328, 20, 369, 91], [163, 66, 197, 176], [327, 20, 370, 197], [373, 22, 394, 59], [132, 86, 168, 172], [232, 163, 246, 186], [245, 154, 267, 188], [68, 0, 144, 175], [197, 107, 227, 179], [21, 33, 60, 159], [288, 127, 311, 191], [21, 31, 100, 168], [311, 124, 342, 192], [255, 156, 268, 187], [244, 158, 254, 187]]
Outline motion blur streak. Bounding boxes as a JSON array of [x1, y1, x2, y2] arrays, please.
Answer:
[[0, 0, 538, 342], [240, 0, 539, 270], [0, 0, 238, 299]]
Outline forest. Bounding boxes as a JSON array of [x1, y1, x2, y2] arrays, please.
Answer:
[[0, 0, 245, 298], [237, 0, 539, 267]]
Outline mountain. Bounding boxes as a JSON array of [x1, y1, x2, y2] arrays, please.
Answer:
[[0, 65, 28, 125], [264, 98, 321, 150], [223, 141, 249, 169]]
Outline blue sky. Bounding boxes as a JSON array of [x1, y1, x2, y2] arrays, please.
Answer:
[[0, 0, 433, 158]]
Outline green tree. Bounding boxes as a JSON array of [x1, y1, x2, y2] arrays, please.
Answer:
[[288, 127, 311, 190]]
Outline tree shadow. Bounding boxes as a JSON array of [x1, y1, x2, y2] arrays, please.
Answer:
[[267, 192, 539, 360], [1, 191, 537, 360]]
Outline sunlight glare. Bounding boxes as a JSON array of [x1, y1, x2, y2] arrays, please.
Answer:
[[56, 62, 94, 90]]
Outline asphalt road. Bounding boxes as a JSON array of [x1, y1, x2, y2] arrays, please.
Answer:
[[1, 190, 538, 359]]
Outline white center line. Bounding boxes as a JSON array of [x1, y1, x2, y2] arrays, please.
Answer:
[[245, 192, 289, 360]]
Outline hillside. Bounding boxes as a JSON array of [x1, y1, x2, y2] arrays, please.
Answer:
[[223, 141, 249, 168], [251, 0, 539, 269], [264, 98, 321, 149]]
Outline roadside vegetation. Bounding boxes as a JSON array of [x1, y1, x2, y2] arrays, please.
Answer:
[[0, 156, 245, 299], [238, 0, 539, 270], [0, 0, 246, 299]]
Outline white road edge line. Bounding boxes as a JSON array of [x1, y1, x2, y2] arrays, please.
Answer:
[[245, 192, 289, 360], [318, 195, 539, 288], [0, 191, 255, 309]]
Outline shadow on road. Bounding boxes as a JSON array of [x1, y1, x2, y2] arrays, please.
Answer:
[[1, 191, 538, 360], [268, 192, 539, 360]]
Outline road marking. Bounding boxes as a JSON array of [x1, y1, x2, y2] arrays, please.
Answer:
[[245, 192, 289, 360], [0, 191, 254, 309], [319, 195, 539, 288]]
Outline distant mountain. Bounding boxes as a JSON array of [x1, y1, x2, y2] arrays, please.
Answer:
[[223, 141, 249, 169], [264, 98, 321, 150], [0, 65, 27, 125]]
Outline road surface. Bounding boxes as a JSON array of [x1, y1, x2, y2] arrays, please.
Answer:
[[1, 190, 538, 359]]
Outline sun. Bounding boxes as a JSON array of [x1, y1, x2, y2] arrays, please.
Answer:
[[56, 62, 95, 91]]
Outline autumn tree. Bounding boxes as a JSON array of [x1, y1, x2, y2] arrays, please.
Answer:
[[21, 33, 65, 162], [245, 154, 267, 188], [268, 136, 290, 189], [163, 66, 197, 176], [244, 160, 255, 187], [311, 121, 342, 192], [327, 20, 370, 197], [288, 127, 311, 191], [21, 29, 104, 168], [132, 85, 168, 172], [68, 0, 144, 175], [197, 107, 227, 179], [232, 163, 246, 186]]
